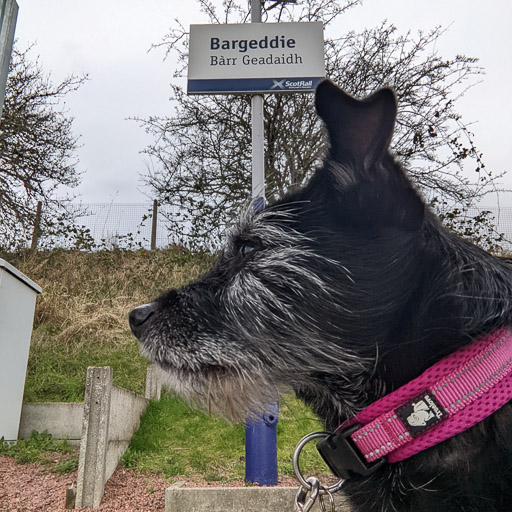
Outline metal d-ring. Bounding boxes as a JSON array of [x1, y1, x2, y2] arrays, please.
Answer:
[[292, 431, 346, 495]]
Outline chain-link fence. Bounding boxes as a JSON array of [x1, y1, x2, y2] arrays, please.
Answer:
[[71, 202, 178, 249], [25, 202, 512, 253], [482, 207, 512, 243], [464, 207, 512, 252]]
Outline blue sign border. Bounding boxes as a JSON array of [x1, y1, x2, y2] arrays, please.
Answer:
[[188, 76, 324, 95]]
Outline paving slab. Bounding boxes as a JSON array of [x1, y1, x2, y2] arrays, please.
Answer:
[[165, 482, 351, 511]]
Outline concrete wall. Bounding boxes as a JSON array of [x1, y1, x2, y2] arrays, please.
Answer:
[[18, 364, 160, 509], [19, 402, 83, 443], [74, 367, 151, 509], [105, 384, 148, 481]]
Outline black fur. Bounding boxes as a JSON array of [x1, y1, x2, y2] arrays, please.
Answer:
[[130, 80, 512, 512]]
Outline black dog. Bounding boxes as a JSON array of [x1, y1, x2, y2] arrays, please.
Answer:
[[130, 80, 512, 512]]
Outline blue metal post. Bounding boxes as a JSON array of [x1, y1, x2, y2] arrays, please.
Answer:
[[245, 403, 279, 485], [244, 196, 279, 485]]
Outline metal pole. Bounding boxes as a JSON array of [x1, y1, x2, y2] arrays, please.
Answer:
[[251, 0, 265, 210], [251, 95, 264, 208], [0, 0, 18, 119], [245, 0, 278, 487]]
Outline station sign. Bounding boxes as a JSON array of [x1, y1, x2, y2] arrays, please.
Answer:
[[188, 22, 325, 94]]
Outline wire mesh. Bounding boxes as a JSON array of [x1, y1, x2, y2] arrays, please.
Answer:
[[34, 203, 512, 252], [71, 203, 181, 249], [466, 206, 512, 251]]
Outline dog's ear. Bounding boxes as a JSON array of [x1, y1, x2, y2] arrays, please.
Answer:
[[315, 80, 397, 170], [314, 80, 424, 231]]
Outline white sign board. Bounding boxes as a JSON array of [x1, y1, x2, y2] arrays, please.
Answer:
[[188, 22, 325, 94]]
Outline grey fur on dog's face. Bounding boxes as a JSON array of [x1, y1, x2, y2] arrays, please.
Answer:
[[134, 204, 381, 421]]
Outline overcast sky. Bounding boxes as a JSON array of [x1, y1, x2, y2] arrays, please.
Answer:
[[13, 0, 512, 206]]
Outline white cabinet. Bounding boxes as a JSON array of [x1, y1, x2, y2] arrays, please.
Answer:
[[0, 259, 41, 440]]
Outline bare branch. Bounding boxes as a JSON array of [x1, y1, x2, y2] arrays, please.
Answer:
[[0, 44, 86, 250], [137, 0, 502, 249]]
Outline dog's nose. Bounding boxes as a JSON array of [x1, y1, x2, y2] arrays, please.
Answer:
[[129, 302, 157, 338]]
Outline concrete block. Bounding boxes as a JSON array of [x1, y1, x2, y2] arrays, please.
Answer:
[[108, 385, 148, 440], [165, 485, 352, 512], [105, 439, 130, 482], [145, 363, 162, 400], [75, 366, 113, 509], [18, 402, 83, 441]]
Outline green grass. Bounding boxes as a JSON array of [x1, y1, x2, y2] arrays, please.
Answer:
[[0, 431, 78, 474], [277, 397, 330, 478], [122, 392, 330, 483], [24, 332, 148, 402], [123, 393, 246, 481]]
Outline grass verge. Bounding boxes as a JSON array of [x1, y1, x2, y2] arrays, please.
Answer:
[[0, 431, 78, 474], [123, 392, 330, 483], [3, 248, 213, 401], [24, 333, 148, 401]]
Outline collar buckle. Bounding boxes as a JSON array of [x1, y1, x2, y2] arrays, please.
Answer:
[[316, 425, 387, 479]]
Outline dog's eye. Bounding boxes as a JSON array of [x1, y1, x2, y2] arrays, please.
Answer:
[[239, 242, 256, 259]]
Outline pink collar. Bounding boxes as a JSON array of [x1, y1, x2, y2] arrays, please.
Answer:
[[343, 328, 512, 463], [317, 328, 512, 478]]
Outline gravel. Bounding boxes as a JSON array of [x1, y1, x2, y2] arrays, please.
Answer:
[[0, 456, 299, 511], [0, 455, 166, 512]]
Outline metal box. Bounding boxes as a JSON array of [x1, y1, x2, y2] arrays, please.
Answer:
[[0, 258, 41, 440]]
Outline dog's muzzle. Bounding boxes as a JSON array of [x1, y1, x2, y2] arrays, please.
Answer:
[[129, 302, 157, 339]]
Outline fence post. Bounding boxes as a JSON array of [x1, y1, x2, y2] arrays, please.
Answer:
[[75, 366, 113, 509], [30, 201, 42, 250], [145, 363, 162, 400], [151, 200, 158, 250]]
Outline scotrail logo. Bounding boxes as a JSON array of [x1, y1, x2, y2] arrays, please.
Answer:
[[270, 79, 286, 90], [285, 79, 313, 89], [270, 79, 313, 90]]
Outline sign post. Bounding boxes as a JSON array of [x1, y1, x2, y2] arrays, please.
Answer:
[[251, 0, 265, 210], [187, 2, 325, 486], [244, 0, 275, 487], [187, 15, 325, 206], [188, 21, 325, 94]]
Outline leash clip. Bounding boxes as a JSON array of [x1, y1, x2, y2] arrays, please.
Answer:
[[316, 425, 387, 480], [295, 476, 320, 512], [293, 432, 345, 492]]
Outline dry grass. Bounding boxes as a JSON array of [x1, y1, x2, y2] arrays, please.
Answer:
[[8, 248, 214, 347], [2, 248, 214, 400]]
